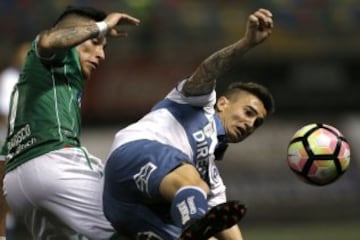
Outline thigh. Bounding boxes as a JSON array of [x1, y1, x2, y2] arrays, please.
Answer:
[[24, 208, 84, 240], [104, 140, 188, 239], [104, 140, 189, 202], [5, 148, 114, 239]]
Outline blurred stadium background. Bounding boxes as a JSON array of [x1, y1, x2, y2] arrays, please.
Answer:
[[1, 0, 359, 239]]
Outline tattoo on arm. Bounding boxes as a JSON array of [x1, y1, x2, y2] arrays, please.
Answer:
[[183, 40, 249, 96], [48, 24, 99, 49]]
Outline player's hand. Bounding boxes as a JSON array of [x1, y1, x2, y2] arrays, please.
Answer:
[[244, 8, 273, 46], [104, 13, 140, 38]]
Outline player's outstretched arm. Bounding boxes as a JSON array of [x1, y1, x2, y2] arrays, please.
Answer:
[[183, 8, 273, 97], [37, 12, 140, 58]]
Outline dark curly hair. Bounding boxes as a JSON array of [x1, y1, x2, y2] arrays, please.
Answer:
[[219, 81, 275, 115], [53, 5, 107, 26]]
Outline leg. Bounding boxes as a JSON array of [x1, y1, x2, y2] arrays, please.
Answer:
[[105, 140, 231, 239], [160, 164, 247, 239], [4, 148, 115, 239], [159, 164, 211, 227]]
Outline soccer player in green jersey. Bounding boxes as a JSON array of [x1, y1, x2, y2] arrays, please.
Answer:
[[0, 6, 139, 239]]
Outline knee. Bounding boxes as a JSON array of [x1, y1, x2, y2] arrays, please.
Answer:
[[159, 163, 209, 201]]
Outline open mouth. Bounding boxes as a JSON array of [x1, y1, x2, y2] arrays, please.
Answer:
[[89, 61, 98, 70], [236, 127, 246, 138]]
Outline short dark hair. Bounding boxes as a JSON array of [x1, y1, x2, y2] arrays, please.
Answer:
[[220, 82, 275, 115], [53, 6, 107, 26]]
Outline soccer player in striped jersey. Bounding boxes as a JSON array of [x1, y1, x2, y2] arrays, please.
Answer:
[[1, 6, 139, 239], [103, 8, 274, 240]]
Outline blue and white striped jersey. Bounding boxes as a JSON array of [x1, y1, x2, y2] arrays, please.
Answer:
[[109, 79, 228, 207]]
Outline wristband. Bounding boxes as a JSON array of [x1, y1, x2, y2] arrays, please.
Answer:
[[96, 21, 108, 37]]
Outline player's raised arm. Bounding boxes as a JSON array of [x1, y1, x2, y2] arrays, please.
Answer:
[[37, 10, 140, 59], [183, 8, 273, 97]]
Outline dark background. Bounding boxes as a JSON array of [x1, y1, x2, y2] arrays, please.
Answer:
[[1, 1, 359, 239]]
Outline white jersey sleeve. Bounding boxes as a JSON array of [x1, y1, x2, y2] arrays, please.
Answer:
[[166, 79, 217, 109]]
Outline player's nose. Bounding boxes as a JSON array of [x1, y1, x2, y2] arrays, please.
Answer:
[[96, 47, 105, 61]]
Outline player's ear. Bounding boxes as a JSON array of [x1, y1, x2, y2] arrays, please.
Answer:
[[216, 96, 229, 112]]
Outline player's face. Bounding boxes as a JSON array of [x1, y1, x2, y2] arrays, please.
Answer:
[[216, 91, 267, 143], [76, 36, 107, 80]]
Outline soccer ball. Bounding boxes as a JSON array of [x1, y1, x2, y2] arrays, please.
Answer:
[[287, 123, 350, 186]]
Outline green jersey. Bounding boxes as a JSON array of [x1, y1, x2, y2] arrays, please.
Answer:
[[5, 41, 85, 172]]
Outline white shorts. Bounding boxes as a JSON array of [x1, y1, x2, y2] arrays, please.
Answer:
[[4, 147, 115, 240]]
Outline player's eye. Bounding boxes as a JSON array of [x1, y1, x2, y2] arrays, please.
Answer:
[[92, 38, 107, 49], [245, 108, 256, 118], [254, 118, 264, 128]]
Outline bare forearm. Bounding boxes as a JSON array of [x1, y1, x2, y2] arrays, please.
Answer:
[[183, 38, 251, 96], [38, 23, 99, 57], [46, 24, 98, 48], [183, 8, 273, 97]]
